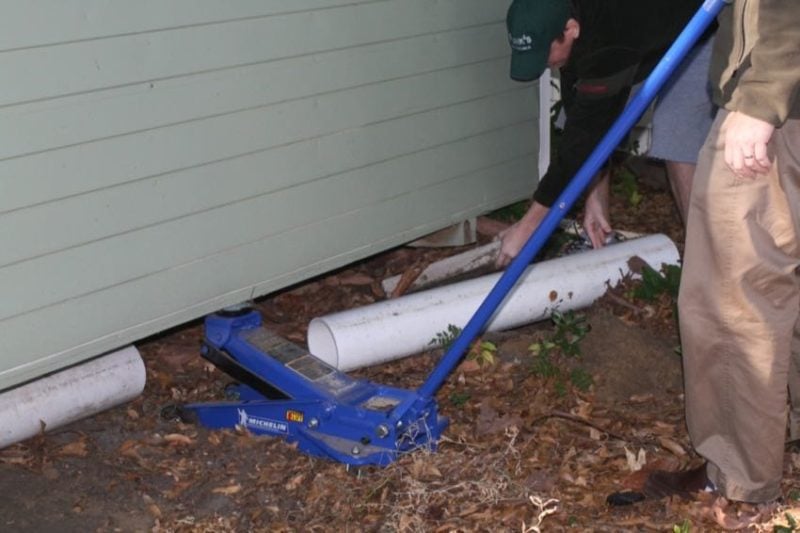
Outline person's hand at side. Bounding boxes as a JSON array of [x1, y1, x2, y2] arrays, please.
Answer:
[[721, 111, 775, 178], [582, 171, 612, 249], [495, 202, 549, 268]]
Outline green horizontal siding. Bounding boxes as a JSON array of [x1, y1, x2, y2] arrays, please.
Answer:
[[0, 0, 541, 389]]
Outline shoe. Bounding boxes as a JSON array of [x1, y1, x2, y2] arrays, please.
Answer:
[[606, 490, 646, 506], [642, 463, 714, 500]]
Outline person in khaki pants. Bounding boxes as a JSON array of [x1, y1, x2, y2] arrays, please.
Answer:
[[645, 0, 800, 503]]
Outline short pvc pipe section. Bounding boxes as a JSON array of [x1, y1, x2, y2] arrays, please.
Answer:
[[0, 345, 146, 448], [308, 234, 679, 371]]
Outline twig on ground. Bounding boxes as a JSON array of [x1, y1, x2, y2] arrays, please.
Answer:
[[530, 410, 628, 442], [604, 291, 652, 315]]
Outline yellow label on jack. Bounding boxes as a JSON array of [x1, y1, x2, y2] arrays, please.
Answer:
[[286, 410, 304, 423]]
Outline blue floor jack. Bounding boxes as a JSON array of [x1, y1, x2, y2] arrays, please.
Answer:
[[178, 1, 725, 467]]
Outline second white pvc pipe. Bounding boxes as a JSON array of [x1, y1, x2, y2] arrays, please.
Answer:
[[0, 346, 146, 449], [308, 234, 679, 371]]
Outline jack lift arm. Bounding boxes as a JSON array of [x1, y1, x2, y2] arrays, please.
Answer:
[[179, 1, 727, 467]]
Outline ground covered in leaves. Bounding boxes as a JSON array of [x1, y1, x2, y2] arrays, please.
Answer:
[[2, 159, 799, 532]]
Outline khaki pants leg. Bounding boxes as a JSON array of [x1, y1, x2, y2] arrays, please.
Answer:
[[790, 315, 800, 442], [678, 111, 800, 502]]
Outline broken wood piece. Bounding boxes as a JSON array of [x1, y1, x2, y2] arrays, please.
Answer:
[[389, 264, 425, 299], [382, 241, 501, 295]]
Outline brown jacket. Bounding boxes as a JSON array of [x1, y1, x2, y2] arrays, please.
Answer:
[[710, 0, 800, 126]]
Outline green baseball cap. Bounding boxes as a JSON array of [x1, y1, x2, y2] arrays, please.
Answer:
[[507, 0, 570, 81]]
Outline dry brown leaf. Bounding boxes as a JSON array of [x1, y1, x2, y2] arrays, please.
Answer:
[[426, 465, 443, 479], [57, 438, 89, 457], [619, 467, 650, 491], [707, 497, 760, 530], [165, 481, 193, 500], [613, 517, 674, 530], [458, 359, 481, 374], [572, 399, 592, 419], [118, 439, 141, 457], [284, 473, 305, 491], [653, 420, 676, 432], [497, 378, 515, 393], [577, 491, 596, 507], [659, 437, 687, 456], [458, 504, 480, 517], [628, 393, 655, 403], [398, 513, 415, 530], [475, 400, 522, 436], [212, 484, 242, 495], [164, 434, 195, 447], [148, 503, 163, 519], [0, 452, 33, 466]]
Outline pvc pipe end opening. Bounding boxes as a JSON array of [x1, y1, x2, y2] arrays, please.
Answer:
[[307, 319, 339, 369]]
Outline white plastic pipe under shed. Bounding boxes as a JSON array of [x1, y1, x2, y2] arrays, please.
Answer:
[[308, 234, 679, 371], [0, 346, 146, 449]]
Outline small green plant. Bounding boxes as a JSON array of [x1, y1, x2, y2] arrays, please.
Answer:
[[449, 391, 471, 407], [775, 513, 799, 533], [529, 339, 559, 378], [612, 164, 643, 207], [529, 311, 593, 395], [430, 325, 496, 368], [569, 367, 593, 392], [468, 340, 497, 367], [551, 310, 590, 357], [673, 519, 691, 533], [429, 324, 462, 350], [788, 489, 800, 502], [632, 263, 682, 301]]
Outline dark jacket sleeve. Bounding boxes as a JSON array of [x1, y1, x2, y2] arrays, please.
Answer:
[[533, 47, 639, 207]]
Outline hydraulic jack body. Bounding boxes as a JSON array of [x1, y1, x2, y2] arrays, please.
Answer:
[[184, 310, 447, 466]]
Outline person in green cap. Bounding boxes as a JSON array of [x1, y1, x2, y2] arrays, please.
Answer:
[[496, 0, 715, 266]]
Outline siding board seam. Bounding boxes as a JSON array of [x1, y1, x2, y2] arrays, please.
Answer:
[[0, 82, 527, 217], [0, 149, 537, 324], [0, 20, 503, 111], [1, 111, 534, 268], [0, 52, 508, 165], [0, 0, 392, 54]]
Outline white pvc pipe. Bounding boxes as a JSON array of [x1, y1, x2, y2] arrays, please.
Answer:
[[0, 346, 146, 448], [308, 234, 679, 371]]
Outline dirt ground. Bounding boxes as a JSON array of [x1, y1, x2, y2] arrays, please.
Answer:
[[2, 160, 799, 532]]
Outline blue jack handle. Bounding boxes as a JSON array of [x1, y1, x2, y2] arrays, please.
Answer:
[[411, 0, 728, 404]]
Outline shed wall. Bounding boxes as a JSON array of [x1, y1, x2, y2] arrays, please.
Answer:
[[0, 0, 542, 389]]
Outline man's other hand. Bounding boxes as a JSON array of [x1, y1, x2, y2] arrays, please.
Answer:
[[722, 111, 775, 178]]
